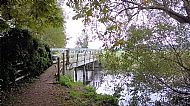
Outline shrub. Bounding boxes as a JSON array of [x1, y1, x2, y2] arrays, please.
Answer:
[[0, 28, 52, 89], [59, 75, 74, 87]]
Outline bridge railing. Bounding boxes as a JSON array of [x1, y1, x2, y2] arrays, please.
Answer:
[[51, 48, 102, 81], [51, 48, 101, 65]]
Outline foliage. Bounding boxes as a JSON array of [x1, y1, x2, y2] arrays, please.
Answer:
[[76, 28, 89, 48], [41, 26, 66, 48], [0, 0, 63, 29], [0, 28, 52, 89], [100, 50, 124, 73], [99, 25, 190, 105], [59, 75, 74, 87], [69, 85, 118, 106], [0, 0, 66, 47], [67, 0, 190, 24], [58, 75, 118, 106], [67, 0, 190, 104], [66, 0, 190, 48]]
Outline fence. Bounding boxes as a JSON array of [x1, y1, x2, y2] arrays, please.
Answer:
[[0, 62, 32, 91]]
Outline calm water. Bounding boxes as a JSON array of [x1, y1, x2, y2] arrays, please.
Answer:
[[76, 70, 189, 106], [91, 73, 169, 106]]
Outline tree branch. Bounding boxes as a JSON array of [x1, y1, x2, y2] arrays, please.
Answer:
[[143, 6, 189, 24], [182, 0, 190, 22], [121, 0, 190, 24], [154, 75, 190, 95]]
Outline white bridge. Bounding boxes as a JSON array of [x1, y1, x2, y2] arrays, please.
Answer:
[[50, 48, 102, 84], [50, 48, 102, 68]]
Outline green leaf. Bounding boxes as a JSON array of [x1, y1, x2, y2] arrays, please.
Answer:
[[86, 9, 92, 16], [102, 6, 109, 14], [107, 25, 117, 31]]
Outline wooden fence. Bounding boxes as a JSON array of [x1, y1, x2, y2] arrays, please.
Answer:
[[1, 62, 36, 90]]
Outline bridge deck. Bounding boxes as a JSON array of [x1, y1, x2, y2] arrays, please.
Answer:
[[51, 48, 101, 70]]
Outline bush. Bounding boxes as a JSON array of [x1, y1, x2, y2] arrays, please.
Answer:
[[0, 28, 52, 89], [59, 75, 74, 87]]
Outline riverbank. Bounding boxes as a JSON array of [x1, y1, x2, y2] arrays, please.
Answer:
[[58, 75, 118, 106], [2, 65, 117, 106]]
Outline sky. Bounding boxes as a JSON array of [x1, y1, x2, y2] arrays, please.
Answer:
[[62, 3, 103, 49]]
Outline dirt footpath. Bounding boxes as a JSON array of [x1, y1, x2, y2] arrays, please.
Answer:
[[5, 65, 69, 106]]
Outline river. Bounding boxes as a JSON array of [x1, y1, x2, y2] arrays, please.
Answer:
[[76, 69, 189, 106]]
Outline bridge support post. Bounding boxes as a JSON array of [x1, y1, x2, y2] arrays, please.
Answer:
[[83, 51, 86, 85], [83, 65, 86, 85], [86, 65, 88, 84]]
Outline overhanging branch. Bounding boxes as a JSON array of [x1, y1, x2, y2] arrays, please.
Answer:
[[121, 0, 190, 24], [154, 75, 190, 95]]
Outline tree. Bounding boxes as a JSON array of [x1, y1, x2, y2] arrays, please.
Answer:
[[67, 0, 190, 24], [41, 26, 66, 48], [66, 0, 190, 49], [0, 0, 66, 47], [67, 0, 190, 105], [76, 28, 89, 48]]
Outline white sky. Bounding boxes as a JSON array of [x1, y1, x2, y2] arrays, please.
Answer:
[[62, 3, 103, 49]]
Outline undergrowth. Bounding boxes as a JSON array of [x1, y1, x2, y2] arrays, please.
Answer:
[[58, 75, 118, 106]]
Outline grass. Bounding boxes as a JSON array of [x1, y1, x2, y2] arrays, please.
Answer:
[[58, 75, 118, 106]]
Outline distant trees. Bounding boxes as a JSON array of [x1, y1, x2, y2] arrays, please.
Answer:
[[76, 29, 89, 48], [42, 26, 66, 48]]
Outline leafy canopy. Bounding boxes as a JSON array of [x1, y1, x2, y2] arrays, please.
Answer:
[[66, 0, 190, 97], [0, 0, 66, 47]]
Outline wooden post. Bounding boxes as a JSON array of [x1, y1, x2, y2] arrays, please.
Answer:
[[75, 52, 79, 82], [83, 65, 86, 85], [74, 68, 77, 82], [83, 51, 86, 85], [57, 57, 60, 81], [62, 52, 65, 75], [89, 51, 91, 63], [86, 65, 88, 84], [76, 53, 79, 66], [66, 49, 69, 70], [92, 52, 95, 71]]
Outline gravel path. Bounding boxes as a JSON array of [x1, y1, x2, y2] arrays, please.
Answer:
[[5, 65, 69, 106]]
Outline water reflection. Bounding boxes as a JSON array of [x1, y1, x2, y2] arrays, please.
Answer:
[[76, 69, 103, 86], [76, 70, 93, 82], [90, 73, 171, 106], [76, 69, 189, 105]]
